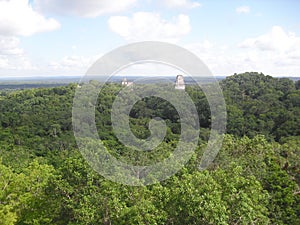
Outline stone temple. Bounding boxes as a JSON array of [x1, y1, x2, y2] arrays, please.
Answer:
[[175, 75, 185, 90], [121, 78, 133, 87]]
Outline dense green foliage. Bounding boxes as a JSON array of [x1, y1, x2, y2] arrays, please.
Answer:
[[0, 72, 299, 224], [222, 72, 300, 141]]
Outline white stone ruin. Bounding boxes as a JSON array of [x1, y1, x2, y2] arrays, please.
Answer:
[[121, 78, 133, 87], [175, 75, 185, 90]]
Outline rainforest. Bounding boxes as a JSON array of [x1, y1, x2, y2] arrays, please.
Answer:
[[0, 72, 299, 224]]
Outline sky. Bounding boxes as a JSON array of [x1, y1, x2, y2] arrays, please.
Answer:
[[0, 0, 300, 77]]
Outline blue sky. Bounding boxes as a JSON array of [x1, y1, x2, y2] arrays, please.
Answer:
[[0, 0, 300, 77]]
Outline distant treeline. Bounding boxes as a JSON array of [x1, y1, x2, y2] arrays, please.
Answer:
[[0, 83, 70, 90]]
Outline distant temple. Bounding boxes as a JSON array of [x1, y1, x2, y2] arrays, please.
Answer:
[[175, 75, 185, 90], [121, 78, 133, 87]]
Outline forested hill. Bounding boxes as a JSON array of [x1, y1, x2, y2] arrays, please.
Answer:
[[221, 72, 300, 141], [0, 72, 299, 224]]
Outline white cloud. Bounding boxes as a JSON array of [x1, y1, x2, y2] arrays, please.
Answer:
[[0, 35, 36, 71], [0, 0, 60, 73], [0, 53, 100, 77], [233, 26, 300, 76], [108, 12, 191, 42], [0, 36, 23, 55], [162, 0, 201, 9], [183, 30, 300, 77], [185, 40, 214, 53], [0, 0, 60, 36], [236, 6, 250, 14], [0, 54, 35, 71], [48, 55, 101, 73], [118, 63, 184, 76], [238, 26, 300, 53], [185, 41, 234, 75], [35, 0, 137, 18]]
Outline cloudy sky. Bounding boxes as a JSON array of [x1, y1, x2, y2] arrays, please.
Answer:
[[0, 0, 299, 77]]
